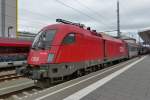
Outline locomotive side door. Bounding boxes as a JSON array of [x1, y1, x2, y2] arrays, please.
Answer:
[[103, 39, 107, 61]]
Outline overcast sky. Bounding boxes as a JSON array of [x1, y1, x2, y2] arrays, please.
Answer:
[[18, 0, 150, 39]]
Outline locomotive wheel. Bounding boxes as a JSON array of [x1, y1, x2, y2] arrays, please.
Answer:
[[36, 79, 51, 88], [77, 70, 83, 77]]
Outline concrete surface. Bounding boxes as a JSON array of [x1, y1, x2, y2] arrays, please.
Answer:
[[0, 78, 34, 96], [20, 56, 141, 100], [80, 56, 149, 100]]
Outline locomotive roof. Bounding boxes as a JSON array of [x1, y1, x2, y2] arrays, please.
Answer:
[[43, 23, 90, 32], [0, 38, 32, 47], [43, 23, 100, 36], [43, 23, 124, 43]]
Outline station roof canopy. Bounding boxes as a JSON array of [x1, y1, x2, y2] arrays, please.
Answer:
[[138, 28, 150, 45]]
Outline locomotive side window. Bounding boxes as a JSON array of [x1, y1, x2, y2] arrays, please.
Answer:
[[62, 33, 75, 44]]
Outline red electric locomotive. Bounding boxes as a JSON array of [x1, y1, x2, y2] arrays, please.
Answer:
[[17, 19, 128, 88]]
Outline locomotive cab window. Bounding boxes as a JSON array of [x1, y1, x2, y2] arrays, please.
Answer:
[[62, 33, 75, 44], [32, 29, 56, 49]]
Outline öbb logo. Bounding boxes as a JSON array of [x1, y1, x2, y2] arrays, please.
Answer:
[[31, 57, 39, 62]]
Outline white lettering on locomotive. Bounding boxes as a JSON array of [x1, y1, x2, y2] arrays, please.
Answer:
[[31, 57, 39, 62]]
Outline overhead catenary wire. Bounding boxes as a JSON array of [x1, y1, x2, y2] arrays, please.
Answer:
[[7, 0, 115, 31], [5, 3, 54, 33], [5, 14, 47, 32], [6, 3, 56, 20], [55, 0, 114, 30], [118, 1, 139, 39], [8, 0, 122, 33], [7, 2, 75, 26], [6, 14, 47, 26], [75, 0, 116, 26], [18, 24, 40, 33]]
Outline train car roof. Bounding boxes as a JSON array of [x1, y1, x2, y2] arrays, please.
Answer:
[[100, 32, 123, 43], [127, 42, 139, 47], [0, 38, 32, 47]]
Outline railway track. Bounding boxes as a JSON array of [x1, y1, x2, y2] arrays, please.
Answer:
[[0, 68, 35, 99], [0, 70, 15, 76], [0, 69, 23, 82], [0, 74, 22, 82], [0, 86, 42, 100]]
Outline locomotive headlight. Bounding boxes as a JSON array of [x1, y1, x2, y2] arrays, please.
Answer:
[[47, 54, 54, 63]]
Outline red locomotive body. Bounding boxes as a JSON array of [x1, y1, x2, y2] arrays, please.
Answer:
[[101, 34, 128, 61], [28, 24, 104, 65], [17, 19, 128, 88]]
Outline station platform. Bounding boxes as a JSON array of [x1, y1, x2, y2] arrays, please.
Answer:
[[21, 55, 149, 100], [0, 78, 34, 96]]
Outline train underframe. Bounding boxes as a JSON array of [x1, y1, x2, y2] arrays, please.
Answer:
[[17, 56, 128, 88]]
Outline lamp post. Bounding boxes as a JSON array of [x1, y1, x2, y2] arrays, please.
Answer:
[[8, 26, 13, 38]]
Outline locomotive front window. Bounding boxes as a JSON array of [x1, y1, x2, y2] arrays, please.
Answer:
[[62, 33, 75, 44], [44, 30, 56, 41], [32, 29, 56, 49]]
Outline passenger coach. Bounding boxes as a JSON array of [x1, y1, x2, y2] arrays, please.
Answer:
[[0, 38, 32, 68]]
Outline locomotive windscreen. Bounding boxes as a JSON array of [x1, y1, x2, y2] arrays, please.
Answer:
[[32, 29, 56, 49]]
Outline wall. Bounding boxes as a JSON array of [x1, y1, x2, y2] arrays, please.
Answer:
[[0, 0, 17, 38]]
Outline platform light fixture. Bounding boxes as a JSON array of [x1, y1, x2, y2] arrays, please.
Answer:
[[8, 26, 13, 38]]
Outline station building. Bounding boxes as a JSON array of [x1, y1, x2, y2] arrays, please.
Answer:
[[139, 28, 150, 45], [0, 0, 17, 38]]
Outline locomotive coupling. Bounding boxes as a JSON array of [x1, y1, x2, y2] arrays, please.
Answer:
[[16, 66, 32, 77], [16, 65, 49, 80]]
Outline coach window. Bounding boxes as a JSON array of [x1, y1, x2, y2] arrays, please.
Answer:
[[62, 33, 75, 44]]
